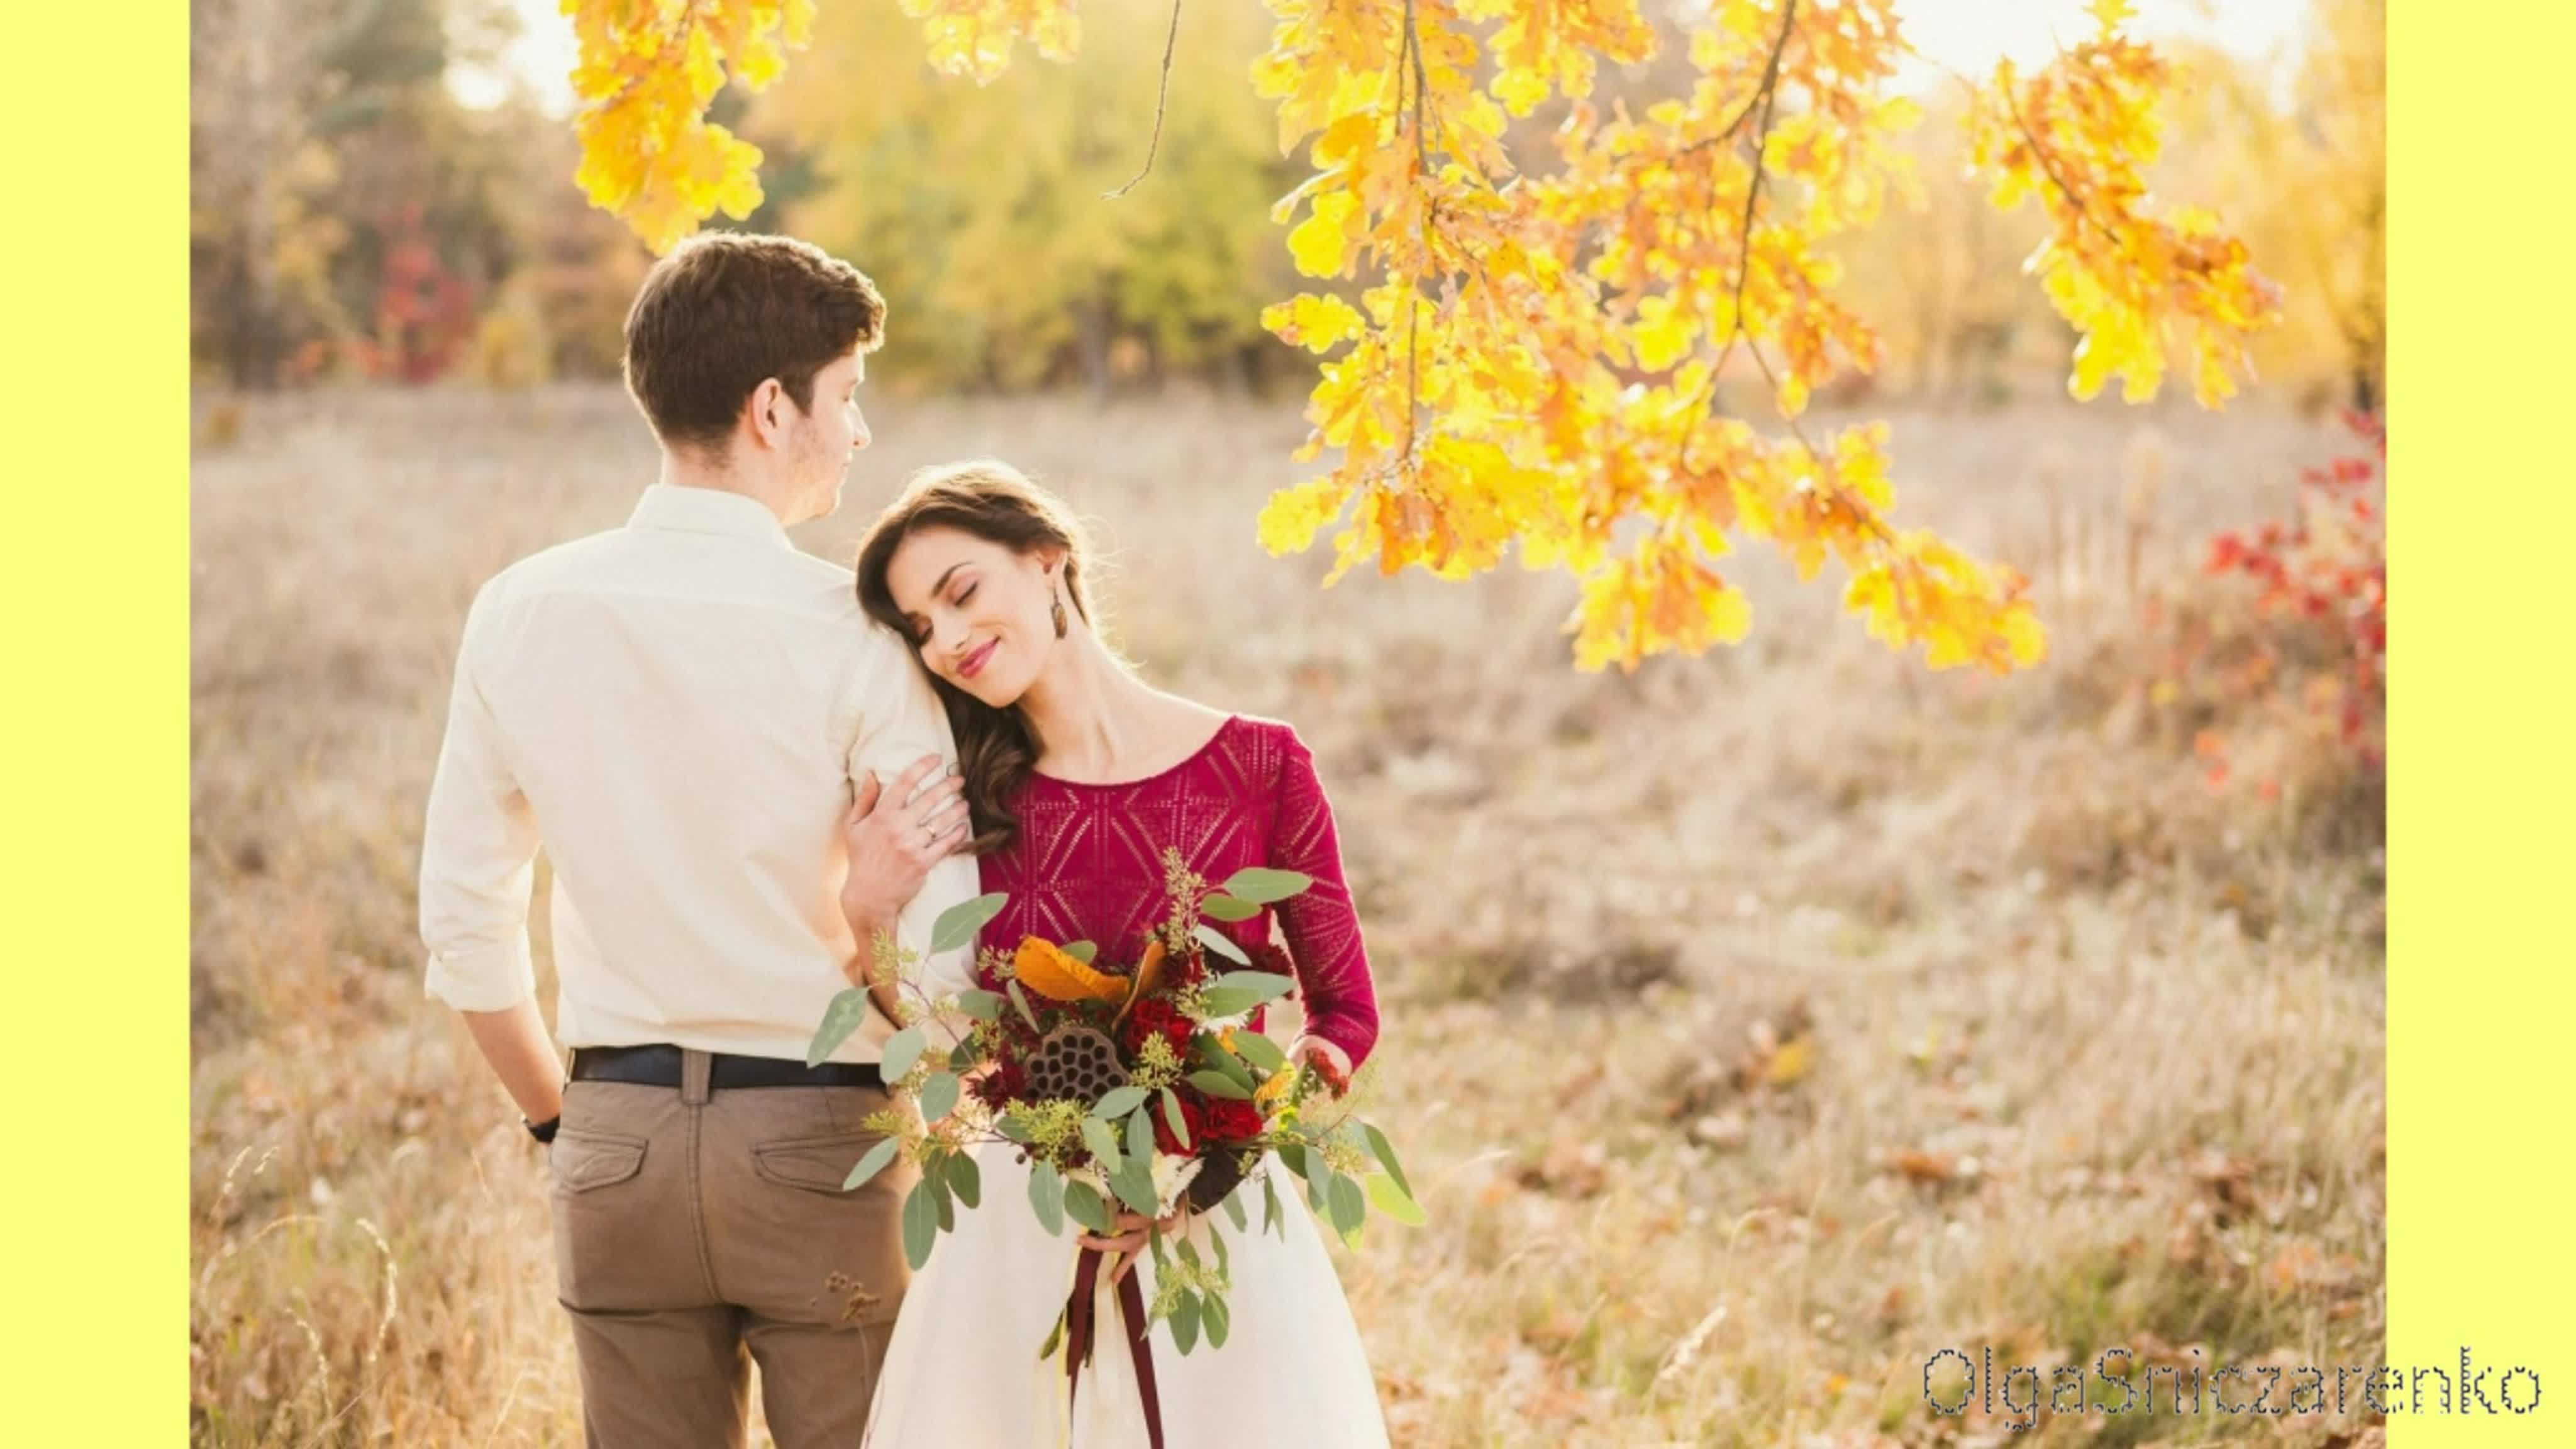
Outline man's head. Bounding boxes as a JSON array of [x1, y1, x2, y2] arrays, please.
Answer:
[[623, 233, 886, 525]]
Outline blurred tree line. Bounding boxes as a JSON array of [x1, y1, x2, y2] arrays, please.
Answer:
[[189, 0, 2379, 411]]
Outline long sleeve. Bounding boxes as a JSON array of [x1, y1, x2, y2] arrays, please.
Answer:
[[1268, 730, 1380, 1070], [419, 591, 541, 1013], [843, 624, 984, 1004]]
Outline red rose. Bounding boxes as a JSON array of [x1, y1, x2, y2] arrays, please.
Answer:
[[972, 1058, 1028, 1110], [1151, 1091, 1208, 1156], [1200, 1096, 1265, 1143], [1162, 943, 1210, 992], [1121, 999, 1193, 1060]]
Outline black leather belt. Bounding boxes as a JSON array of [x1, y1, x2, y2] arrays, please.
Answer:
[[569, 1043, 884, 1091]]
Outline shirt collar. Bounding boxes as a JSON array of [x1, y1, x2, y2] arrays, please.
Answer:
[[626, 484, 796, 549]]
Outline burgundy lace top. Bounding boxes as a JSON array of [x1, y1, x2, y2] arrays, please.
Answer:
[[972, 714, 1380, 1069]]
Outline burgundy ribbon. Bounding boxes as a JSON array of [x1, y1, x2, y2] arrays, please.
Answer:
[[1062, 1246, 1166, 1449]]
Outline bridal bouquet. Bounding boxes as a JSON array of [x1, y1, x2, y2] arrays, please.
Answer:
[[808, 849, 1419, 1357]]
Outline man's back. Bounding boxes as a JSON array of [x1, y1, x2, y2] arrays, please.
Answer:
[[419, 483, 974, 1062], [421, 231, 944, 1449]]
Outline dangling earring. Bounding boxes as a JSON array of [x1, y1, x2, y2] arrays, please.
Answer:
[[1050, 588, 1069, 640]]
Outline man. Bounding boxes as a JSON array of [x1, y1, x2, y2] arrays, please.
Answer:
[[417, 232, 979, 1446]]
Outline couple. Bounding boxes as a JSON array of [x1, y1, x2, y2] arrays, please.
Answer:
[[416, 232, 1391, 1447]]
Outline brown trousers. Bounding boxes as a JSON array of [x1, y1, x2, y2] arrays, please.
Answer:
[[548, 1051, 916, 1448]]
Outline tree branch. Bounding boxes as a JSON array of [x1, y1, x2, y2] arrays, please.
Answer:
[[578, 0, 703, 120], [1103, 0, 1187, 199], [1994, 76, 2118, 247], [1674, 0, 1795, 422], [1401, 0, 1429, 470], [1405, 0, 1433, 174], [1680, 0, 1799, 157], [1706, 50, 1785, 393]]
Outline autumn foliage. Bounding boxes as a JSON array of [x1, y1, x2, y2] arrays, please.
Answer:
[[564, 0, 2279, 673], [2202, 408, 2385, 761], [280, 203, 482, 386]]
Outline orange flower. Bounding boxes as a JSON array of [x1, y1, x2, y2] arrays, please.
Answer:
[[1113, 939, 1168, 1027], [1010, 936, 1128, 1005]]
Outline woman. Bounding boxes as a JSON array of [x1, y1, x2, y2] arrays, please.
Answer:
[[850, 460, 1390, 1447]]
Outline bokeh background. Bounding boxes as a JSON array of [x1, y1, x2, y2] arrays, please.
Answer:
[[190, 0, 2385, 1443]]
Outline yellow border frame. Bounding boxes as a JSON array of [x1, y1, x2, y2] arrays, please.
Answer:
[[2387, 0, 2570, 1441], [5, 0, 2551, 1440], [4, 2, 189, 1440]]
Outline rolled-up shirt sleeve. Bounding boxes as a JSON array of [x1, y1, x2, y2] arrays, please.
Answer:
[[844, 625, 984, 1004], [419, 591, 540, 1013]]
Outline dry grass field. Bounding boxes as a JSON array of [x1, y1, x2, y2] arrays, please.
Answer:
[[191, 384, 2383, 1446]]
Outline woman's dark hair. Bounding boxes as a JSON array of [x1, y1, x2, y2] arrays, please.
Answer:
[[854, 460, 1102, 855]]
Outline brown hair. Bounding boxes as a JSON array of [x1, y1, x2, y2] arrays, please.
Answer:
[[855, 462, 1105, 855], [622, 232, 886, 453]]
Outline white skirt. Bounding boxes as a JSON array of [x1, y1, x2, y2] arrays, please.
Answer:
[[863, 1142, 1390, 1448]]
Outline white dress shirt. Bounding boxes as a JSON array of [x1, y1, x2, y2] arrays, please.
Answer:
[[418, 483, 980, 1062]]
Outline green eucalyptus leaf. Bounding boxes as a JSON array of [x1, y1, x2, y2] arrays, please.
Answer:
[[1230, 1031, 1289, 1075], [1028, 1160, 1065, 1236], [880, 1024, 929, 1082], [1193, 988, 1263, 1020], [1202, 1289, 1231, 1350], [901, 1179, 937, 1269], [930, 893, 1008, 954], [1062, 1179, 1111, 1235], [1092, 1085, 1150, 1120], [1197, 892, 1260, 922], [1213, 1047, 1258, 1088], [1110, 1159, 1160, 1216], [1192, 923, 1250, 966], [953, 989, 1004, 1021], [1080, 1118, 1122, 1172], [1205, 971, 1296, 1005], [1328, 1170, 1367, 1237], [1062, 940, 1097, 963], [808, 989, 873, 1067], [841, 1136, 900, 1191], [930, 1165, 955, 1231], [1365, 1170, 1426, 1226], [1187, 1070, 1252, 1101], [1362, 1121, 1413, 1199], [1221, 868, 1314, 905], [917, 1070, 960, 1123], [947, 1148, 982, 1209], [1160, 1087, 1191, 1150]]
